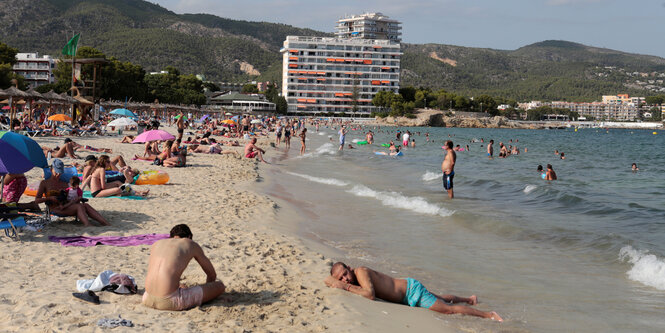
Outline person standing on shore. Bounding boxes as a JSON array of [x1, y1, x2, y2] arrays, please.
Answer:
[[299, 128, 307, 155], [442, 140, 456, 199], [338, 125, 347, 151], [487, 140, 494, 158]]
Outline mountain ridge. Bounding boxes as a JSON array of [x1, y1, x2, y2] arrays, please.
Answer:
[[2, 0, 664, 101]]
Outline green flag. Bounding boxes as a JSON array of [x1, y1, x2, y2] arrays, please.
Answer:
[[62, 33, 80, 56]]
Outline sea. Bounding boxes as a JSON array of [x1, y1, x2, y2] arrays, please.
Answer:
[[259, 124, 665, 332]]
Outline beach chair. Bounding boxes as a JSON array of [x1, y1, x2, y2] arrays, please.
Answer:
[[0, 214, 26, 241], [0, 206, 29, 241]]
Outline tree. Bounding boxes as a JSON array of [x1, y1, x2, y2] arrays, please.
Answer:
[[242, 84, 258, 93], [649, 106, 662, 121], [275, 96, 288, 114], [202, 81, 220, 92], [398, 86, 416, 102], [0, 42, 18, 65], [645, 95, 665, 106], [0, 42, 20, 89]]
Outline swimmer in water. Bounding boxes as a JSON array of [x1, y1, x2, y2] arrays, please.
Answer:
[[545, 164, 557, 181], [560, 152, 565, 160], [631, 163, 639, 171], [537, 165, 545, 179]]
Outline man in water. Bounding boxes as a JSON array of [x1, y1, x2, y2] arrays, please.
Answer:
[[442, 140, 456, 199], [338, 125, 347, 151], [143, 224, 226, 311], [325, 262, 502, 321], [487, 140, 494, 158]]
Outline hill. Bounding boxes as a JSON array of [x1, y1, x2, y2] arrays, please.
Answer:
[[2, 0, 665, 101]]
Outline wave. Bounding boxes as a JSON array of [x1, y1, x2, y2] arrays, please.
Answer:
[[301, 143, 337, 158], [346, 185, 454, 217], [524, 185, 538, 194], [422, 171, 443, 182], [619, 246, 665, 290], [285, 171, 349, 187], [352, 138, 362, 143], [318, 132, 326, 136]]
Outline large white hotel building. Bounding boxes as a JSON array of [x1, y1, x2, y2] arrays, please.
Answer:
[[281, 13, 402, 115]]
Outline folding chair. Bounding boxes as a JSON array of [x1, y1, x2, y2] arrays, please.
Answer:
[[0, 213, 27, 241]]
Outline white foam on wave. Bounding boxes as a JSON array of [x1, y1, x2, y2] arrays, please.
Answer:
[[285, 171, 349, 187], [301, 143, 337, 158], [619, 246, 665, 290], [352, 138, 362, 143], [524, 185, 538, 194], [422, 171, 443, 182], [347, 185, 454, 217], [318, 132, 325, 136]]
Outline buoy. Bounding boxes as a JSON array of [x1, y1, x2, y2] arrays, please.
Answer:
[[653, 132, 658, 135]]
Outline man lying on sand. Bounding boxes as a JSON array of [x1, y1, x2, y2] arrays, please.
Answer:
[[325, 262, 502, 321], [143, 224, 226, 311]]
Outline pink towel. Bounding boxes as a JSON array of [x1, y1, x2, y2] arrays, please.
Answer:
[[49, 233, 169, 247]]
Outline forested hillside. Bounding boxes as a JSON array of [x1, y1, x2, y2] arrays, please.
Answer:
[[2, 0, 665, 101]]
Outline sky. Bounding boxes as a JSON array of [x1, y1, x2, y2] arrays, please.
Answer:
[[150, 0, 665, 58]]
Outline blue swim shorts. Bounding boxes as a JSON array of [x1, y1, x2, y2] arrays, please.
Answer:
[[443, 171, 454, 190], [403, 278, 437, 309]]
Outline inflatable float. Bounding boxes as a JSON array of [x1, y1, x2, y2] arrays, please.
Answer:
[[357, 140, 368, 145], [381, 143, 390, 147], [135, 170, 169, 185]]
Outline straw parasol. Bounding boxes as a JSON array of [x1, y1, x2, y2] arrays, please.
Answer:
[[3, 86, 29, 131]]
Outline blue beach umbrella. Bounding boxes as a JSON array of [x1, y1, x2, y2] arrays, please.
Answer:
[[0, 130, 48, 175], [110, 108, 137, 118]]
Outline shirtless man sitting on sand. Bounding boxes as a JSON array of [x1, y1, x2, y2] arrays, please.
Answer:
[[325, 262, 502, 322], [143, 224, 226, 311], [244, 138, 268, 163]]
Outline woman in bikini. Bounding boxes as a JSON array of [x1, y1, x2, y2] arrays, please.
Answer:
[[283, 123, 292, 150], [90, 155, 149, 198], [163, 149, 187, 168], [35, 159, 110, 227], [135, 141, 172, 165]]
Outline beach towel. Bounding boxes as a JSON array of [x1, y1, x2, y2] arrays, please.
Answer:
[[82, 190, 146, 200], [49, 233, 169, 247]]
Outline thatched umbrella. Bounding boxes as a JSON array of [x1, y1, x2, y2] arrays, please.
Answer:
[[0, 88, 7, 99], [60, 92, 79, 124], [3, 86, 29, 131], [25, 88, 44, 120]]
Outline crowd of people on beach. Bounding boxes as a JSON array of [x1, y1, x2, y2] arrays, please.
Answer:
[[3, 114, 517, 326]]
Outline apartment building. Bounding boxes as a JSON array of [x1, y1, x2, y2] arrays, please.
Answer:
[[281, 36, 401, 114], [602, 94, 645, 105], [335, 12, 402, 43], [12, 53, 55, 88], [551, 101, 640, 121]]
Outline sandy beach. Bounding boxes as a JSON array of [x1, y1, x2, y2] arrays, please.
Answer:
[[0, 127, 487, 332]]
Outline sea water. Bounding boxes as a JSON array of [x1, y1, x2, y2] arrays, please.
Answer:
[[260, 125, 665, 332]]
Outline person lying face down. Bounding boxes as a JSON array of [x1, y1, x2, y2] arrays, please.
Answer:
[[325, 262, 502, 322]]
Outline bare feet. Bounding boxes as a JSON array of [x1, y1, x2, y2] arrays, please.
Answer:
[[489, 311, 503, 322], [468, 295, 478, 305]]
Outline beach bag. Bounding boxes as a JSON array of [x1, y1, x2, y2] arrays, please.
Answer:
[[102, 274, 137, 294]]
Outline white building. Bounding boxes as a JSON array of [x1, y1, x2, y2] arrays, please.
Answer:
[[12, 52, 55, 88], [281, 36, 401, 114], [335, 13, 402, 43]]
